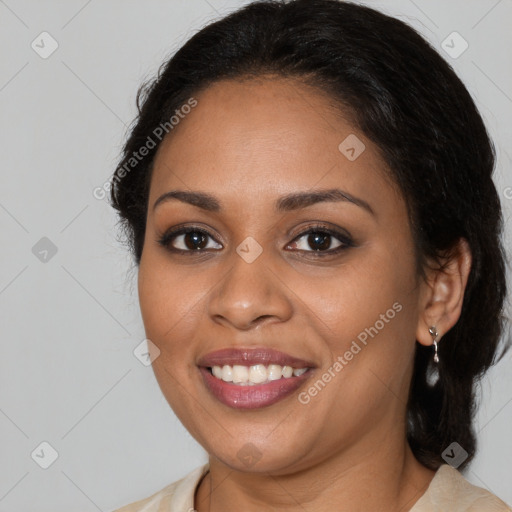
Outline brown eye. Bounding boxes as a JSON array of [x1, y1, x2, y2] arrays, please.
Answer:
[[295, 232, 341, 251], [157, 228, 222, 252], [287, 226, 353, 255]]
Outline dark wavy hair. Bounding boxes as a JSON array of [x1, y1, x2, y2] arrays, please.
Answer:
[[110, 0, 510, 471]]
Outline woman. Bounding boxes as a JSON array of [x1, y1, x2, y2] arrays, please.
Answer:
[[109, 0, 511, 510]]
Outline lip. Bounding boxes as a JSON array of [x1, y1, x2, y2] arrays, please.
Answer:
[[196, 347, 316, 409], [197, 347, 316, 369], [199, 366, 314, 409]]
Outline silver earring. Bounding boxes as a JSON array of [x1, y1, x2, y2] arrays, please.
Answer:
[[428, 326, 439, 363]]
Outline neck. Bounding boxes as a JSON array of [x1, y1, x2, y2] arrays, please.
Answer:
[[195, 430, 436, 512]]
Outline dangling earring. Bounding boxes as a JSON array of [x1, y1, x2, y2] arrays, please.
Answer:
[[428, 326, 439, 363]]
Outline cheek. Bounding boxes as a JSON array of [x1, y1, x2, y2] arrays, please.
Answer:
[[137, 257, 205, 416], [302, 259, 410, 331], [137, 255, 202, 350], [138, 261, 168, 339], [295, 247, 419, 378]]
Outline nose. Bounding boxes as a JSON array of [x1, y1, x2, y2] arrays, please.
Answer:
[[207, 246, 293, 331]]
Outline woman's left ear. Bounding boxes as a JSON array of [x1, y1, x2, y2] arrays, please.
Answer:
[[416, 237, 472, 347]]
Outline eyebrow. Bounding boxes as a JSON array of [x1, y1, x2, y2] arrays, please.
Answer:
[[152, 188, 375, 216]]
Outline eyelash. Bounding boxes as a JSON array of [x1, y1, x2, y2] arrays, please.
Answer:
[[156, 223, 354, 258]]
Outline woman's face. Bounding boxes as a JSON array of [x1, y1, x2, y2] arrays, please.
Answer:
[[138, 76, 428, 473]]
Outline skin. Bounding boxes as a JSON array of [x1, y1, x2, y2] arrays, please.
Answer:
[[137, 76, 472, 512]]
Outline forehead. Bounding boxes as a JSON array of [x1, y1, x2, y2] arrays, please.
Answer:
[[149, 77, 401, 215]]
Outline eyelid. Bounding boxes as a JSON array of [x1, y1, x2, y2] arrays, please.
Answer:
[[288, 223, 353, 244]]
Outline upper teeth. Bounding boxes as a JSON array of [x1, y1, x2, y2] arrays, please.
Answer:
[[211, 364, 308, 385]]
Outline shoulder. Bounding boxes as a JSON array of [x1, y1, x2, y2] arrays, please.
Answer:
[[412, 464, 512, 512], [110, 462, 210, 512]]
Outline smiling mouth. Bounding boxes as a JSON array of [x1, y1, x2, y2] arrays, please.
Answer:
[[196, 347, 316, 408], [198, 364, 314, 409]]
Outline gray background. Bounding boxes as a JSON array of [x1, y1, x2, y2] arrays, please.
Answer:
[[1, 0, 511, 510]]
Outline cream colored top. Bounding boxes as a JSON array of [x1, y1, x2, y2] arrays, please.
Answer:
[[112, 462, 512, 512]]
